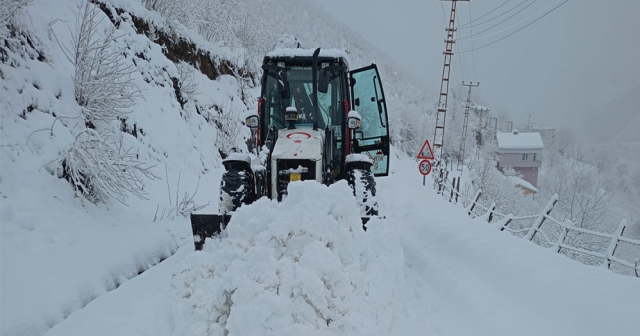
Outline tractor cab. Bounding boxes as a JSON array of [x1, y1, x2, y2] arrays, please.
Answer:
[[259, 48, 390, 181]]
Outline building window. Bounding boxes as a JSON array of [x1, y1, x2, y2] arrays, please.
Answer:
[[533, 153, 537, 161], [522, 153, 529, 161]]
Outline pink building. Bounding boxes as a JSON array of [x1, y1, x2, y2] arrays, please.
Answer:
[[496, 130, 544, 188]]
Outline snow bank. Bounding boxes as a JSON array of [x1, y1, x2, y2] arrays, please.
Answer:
[[170, 180, 404, 336]]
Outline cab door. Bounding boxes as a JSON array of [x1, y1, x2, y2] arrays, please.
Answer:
[[349, 64, 390, 176]]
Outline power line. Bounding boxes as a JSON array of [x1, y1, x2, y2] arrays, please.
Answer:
[[456, 0, 530, 30], [457, 0, 569, 53], [458, 0, 538, 40], [456, 0, 511, 28]]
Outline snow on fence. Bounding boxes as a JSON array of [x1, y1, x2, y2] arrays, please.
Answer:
[[437, 176, 640, 278]]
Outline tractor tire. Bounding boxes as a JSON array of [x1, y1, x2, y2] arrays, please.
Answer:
[[219, 168, 255, 213], [346, 168, 379, 216]]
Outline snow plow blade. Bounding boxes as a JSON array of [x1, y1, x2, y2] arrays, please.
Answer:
[[190, 214, 380, 250], [190, 214, 231, 251]]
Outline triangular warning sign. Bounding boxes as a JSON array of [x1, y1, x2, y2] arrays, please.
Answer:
[[417, 139, 434, 160]]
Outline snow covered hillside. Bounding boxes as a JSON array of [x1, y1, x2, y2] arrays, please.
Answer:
[[2, 0, 249, 335]]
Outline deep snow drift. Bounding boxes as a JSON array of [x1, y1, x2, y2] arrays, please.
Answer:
[[171, 180, 405, 336]]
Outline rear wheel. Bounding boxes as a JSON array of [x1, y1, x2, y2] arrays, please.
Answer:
[[346, 168, 378, 216], [219, 166, 255, 213]]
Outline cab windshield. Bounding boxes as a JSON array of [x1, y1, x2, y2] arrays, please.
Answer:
[[263, 67, 344, 131]]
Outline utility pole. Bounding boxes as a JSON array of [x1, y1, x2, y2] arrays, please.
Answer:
[[432, 0, 468, 172], [525, 114, 533, 132], [457, 81, 479, 173], [473, 106, 488, 129]]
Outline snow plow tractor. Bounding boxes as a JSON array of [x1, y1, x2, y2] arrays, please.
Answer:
[[190, 48, 390, 250]]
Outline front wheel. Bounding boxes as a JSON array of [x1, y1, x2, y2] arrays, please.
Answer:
[[219, 168, 255, 213], [346, 168, 379, 216]]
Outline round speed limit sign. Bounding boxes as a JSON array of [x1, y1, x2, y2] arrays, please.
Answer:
[[418, 159, 432, 176]]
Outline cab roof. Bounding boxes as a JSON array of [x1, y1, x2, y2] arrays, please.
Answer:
[[264, 48, 349, 68]]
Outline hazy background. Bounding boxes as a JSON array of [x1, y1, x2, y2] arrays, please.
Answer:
[[310, 0, 640, 140]]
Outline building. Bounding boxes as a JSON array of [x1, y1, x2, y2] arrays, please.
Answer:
[[496, 130, 544, 188]]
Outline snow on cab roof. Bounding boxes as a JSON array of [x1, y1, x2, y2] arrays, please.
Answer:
[[496, 131, 544, 150], [266, 48, 349, 61]]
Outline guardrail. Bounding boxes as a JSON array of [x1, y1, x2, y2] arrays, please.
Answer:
[[436, 175, 640, 278]]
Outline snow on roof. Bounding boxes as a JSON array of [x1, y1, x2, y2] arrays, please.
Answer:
[[496, 131, 543, 150], [507, 176, 538, 193], [266, 48, 349, 60]]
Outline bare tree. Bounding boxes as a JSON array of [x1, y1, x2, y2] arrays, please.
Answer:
[[55, 1, 139, 126], [141, 0, 201, 29], [0, 0, 29, 28], [212, 102, 244, 157], [555, 127, 575, 156], [58, 129, 157, 204], [154, 167, 209, 221]]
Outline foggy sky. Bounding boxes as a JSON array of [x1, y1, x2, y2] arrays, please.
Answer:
[[310, 0, 640, 129]]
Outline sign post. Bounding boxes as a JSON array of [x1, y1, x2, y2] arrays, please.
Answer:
[[417, 139, 434, 185]]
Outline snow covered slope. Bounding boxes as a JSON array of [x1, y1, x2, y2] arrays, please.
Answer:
[[1, 1, 248, 335]]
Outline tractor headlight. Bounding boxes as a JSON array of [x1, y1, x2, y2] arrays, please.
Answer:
[[285, 106, 299, 121], [245, 114, 259, 129], [348, 117, 361, 129], [347, 110, 361, 129]]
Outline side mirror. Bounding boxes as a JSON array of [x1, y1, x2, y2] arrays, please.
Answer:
[[245, 113, 259, 129], [318, 70, 329, 94], [347, 110, 361, 129], [277, 70, 289, 98]]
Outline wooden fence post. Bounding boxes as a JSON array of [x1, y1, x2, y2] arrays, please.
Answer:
[[499, 215, 513, 231], [449, 178, 456, 202], [437, 170, 444, 194], [553, 220, 571, 253], [487, 203, 496, 223], [455, 177, 460, 204], [468, 189, 482, 216], [605, 220, 627, 269], [525, 194, 558, 241]]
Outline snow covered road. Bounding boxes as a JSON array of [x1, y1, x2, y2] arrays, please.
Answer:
[[44, 158, 640, 336], [382, 159, 640, 336]]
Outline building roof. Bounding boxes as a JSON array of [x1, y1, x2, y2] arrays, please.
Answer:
[[496, 131, 544, 150]]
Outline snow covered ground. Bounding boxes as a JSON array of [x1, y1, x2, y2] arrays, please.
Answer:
[[41, 155, 640, 336]]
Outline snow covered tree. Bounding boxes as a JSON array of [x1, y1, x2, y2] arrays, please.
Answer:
[[0, 0, 29, 28], [59, 129, 156, 204], [58, 1, 139, 126]]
